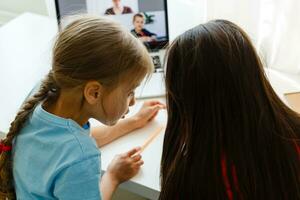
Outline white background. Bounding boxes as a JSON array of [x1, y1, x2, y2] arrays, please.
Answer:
[[87, 0, 138, 15]]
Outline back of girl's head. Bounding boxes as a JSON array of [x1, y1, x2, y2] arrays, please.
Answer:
[[53, 15, 152, 90], [160, 20, 300, 200], [0, 15, 153, 198]]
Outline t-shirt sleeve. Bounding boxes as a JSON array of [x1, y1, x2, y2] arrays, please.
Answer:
[[53, 155, 102, 200]]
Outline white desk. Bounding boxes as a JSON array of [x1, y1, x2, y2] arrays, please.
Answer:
[[1, 13, 300, 200], [90, 99, 167, 200], [265, 69, 300, 102]]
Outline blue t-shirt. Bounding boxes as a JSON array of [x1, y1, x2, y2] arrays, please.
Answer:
[[13, 104, 102, 199]]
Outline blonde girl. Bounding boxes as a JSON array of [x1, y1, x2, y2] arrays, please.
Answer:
[[0, 15, 163, 199]]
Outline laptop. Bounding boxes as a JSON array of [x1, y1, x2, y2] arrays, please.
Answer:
[[51, 0, 169, 98]]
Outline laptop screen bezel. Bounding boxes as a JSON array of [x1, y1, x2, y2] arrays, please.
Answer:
[[54, 0, 170, 51]]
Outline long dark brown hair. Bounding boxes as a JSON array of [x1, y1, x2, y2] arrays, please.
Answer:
[[160, 20, 300, 200], [0, 15, 153, 199]]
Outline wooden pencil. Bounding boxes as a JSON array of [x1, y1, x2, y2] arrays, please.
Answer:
[[140, 125, 164, 153]]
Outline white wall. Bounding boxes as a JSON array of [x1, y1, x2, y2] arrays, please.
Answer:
[[0, 0, 47, 25], [167, 0, 300, 74], [206, 0, 260, 39], [203, 0, 300, 74], [167, 0, 206, 40]]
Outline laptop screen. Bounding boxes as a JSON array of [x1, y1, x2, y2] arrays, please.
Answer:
[[55, 0, 169, 51]]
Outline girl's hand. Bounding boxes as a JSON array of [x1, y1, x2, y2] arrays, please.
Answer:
[[106, 147, 143, 184], [131, 101, 165, 129], [91, 101, 165, 147], [140, 36, 152, 42], [151, 35, 157, 41]]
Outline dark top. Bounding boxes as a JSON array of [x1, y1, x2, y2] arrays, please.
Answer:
[[131, 28, 157, 38], [104, 6, 133, 15]]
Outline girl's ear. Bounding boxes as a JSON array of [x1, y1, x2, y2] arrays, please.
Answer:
[[83, 81, 103, 105]]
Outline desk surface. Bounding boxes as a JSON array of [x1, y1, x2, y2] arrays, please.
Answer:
[[90, 99, 167, 199], [1, 13, 300, 200]]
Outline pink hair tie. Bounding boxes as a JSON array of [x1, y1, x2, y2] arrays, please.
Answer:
[[0, 141, 12, 152]]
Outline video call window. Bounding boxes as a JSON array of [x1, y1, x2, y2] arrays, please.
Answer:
[[55, 0, 169, 51]]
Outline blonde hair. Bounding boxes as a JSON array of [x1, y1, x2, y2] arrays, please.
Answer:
[[0, 15, 153, 198]]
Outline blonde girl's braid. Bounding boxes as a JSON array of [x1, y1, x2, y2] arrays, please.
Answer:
[[0, 15, 154, 199], [0, 71, 59, 199]]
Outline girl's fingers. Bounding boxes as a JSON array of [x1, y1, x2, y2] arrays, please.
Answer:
[[148, 105, 165, 117], [148, 110, 159, 121], [151, 105, 165, 112], [134, 160, 144, 166], [144, 101, 165, 107], [148, 101, 161, 106], [125, 147, 141, 157], [131, 154, 142, 162]]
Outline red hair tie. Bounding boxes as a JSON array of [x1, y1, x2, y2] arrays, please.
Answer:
[[0, 141, 12, 152]]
